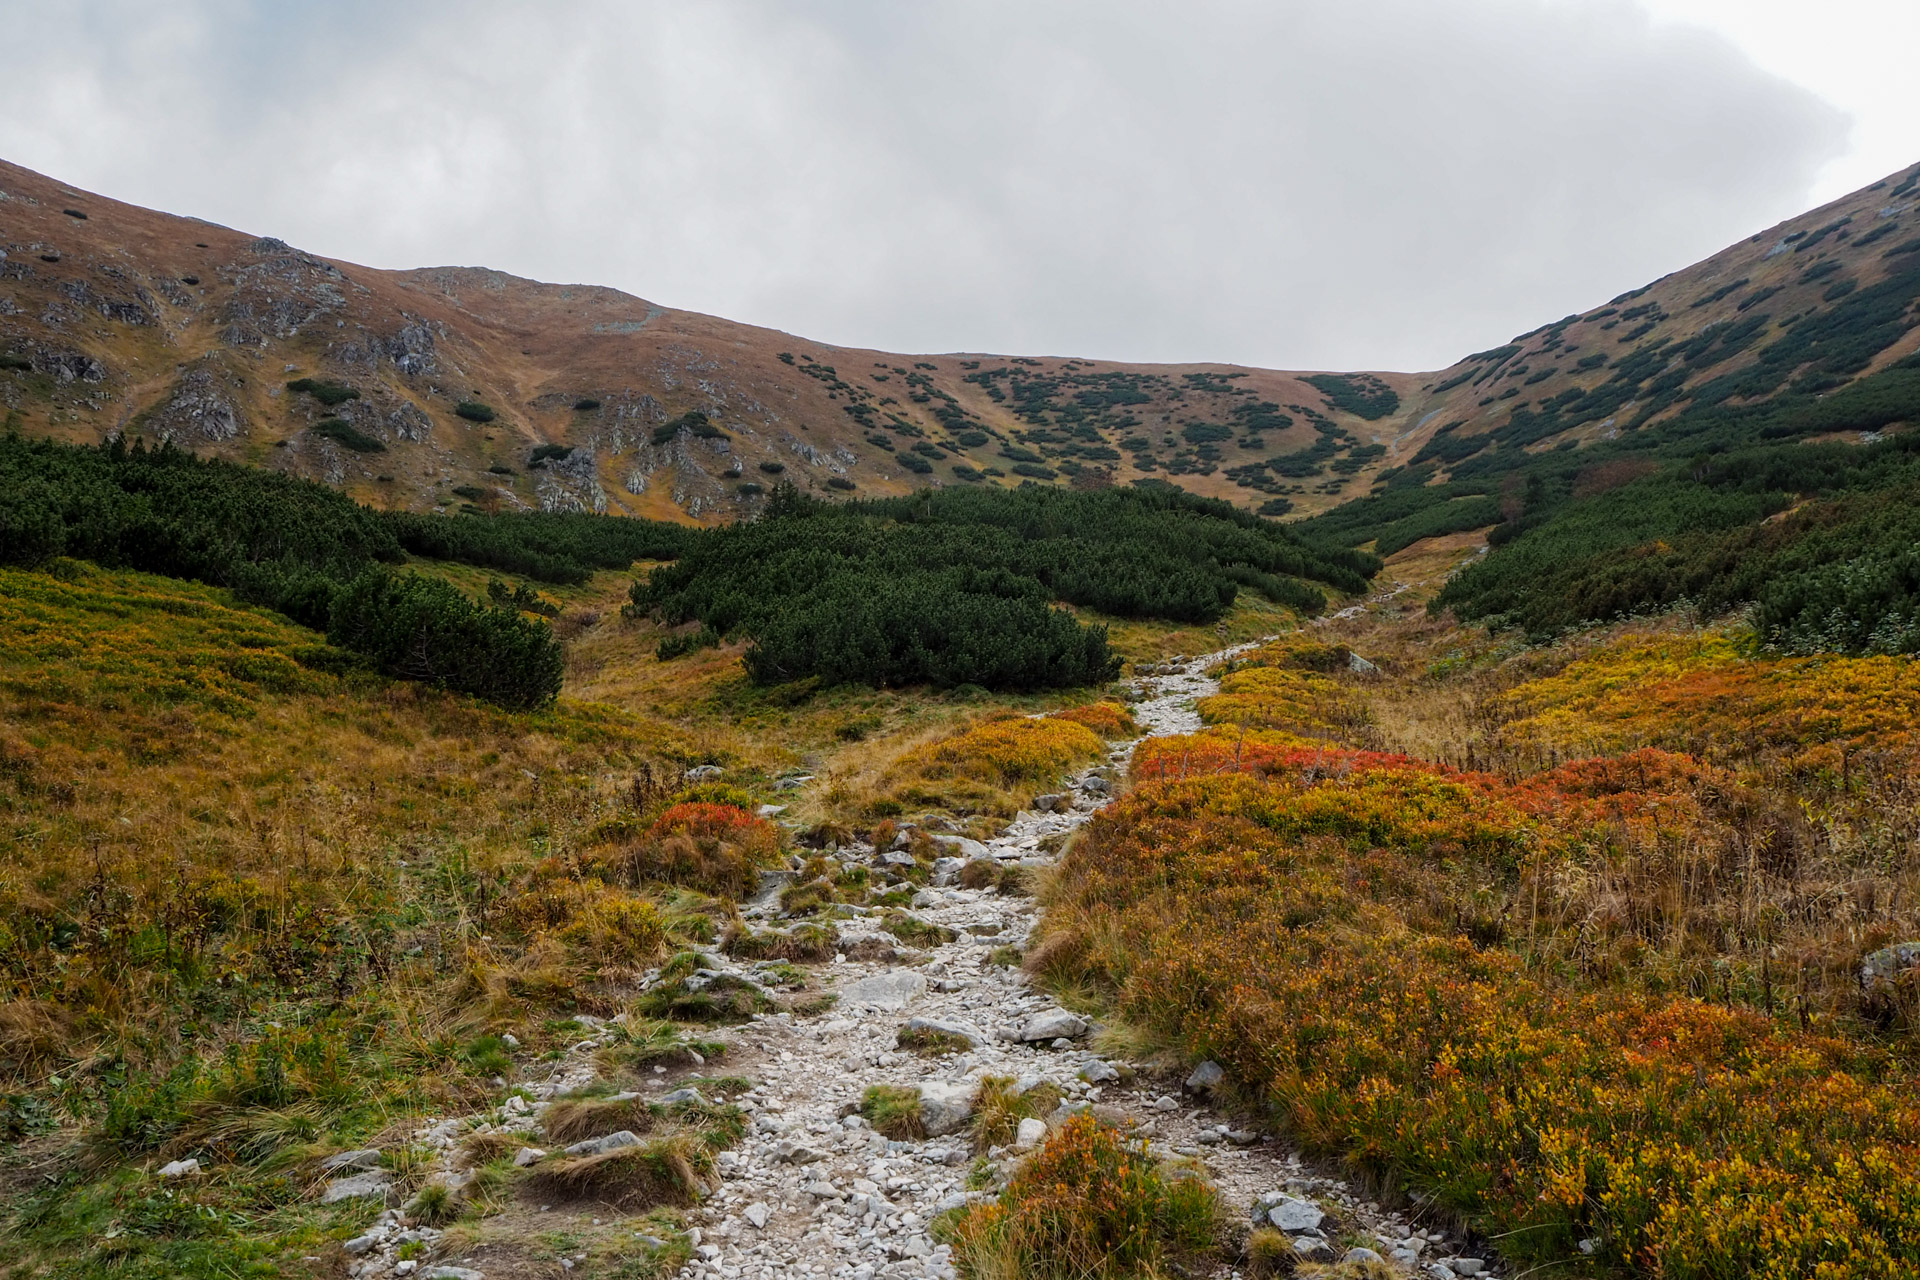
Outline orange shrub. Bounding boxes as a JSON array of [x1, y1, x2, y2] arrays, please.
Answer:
[[592, 802, 780, 899], [940, 1113, 1220, 1279], [1501, 631, 1920, 775], [1035, 769, 1920, 1278]]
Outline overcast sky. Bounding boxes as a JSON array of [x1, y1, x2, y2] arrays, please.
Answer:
[[1, 0, 1912, 373]]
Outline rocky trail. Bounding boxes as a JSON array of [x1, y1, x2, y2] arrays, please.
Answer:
[[334, 647, 1499, 1280]]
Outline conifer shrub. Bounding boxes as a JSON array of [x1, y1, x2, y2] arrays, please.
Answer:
[[455, 401, 497, 423], [326, 568, 564, 709], [285, 377, 359, 407], [313, 417, 385, 452]]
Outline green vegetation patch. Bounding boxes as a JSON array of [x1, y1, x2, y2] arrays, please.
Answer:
[[626, 485, 1377, 692]]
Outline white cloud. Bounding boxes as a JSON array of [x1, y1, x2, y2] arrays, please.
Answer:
[[0, 0, 1851, 370]]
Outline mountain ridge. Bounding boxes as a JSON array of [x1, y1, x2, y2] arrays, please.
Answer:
[[3, 154, 1918, 530]]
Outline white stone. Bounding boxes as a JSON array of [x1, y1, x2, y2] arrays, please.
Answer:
[[1269, 1196, 1325, 1233], [843, 971, 928, 1012], [1015, 1009, 1089, 1042], [744, 1202, 770, 1228], [1014, 1117, 1047, 1148], [564, 1129, 641, 1156], [1450, 1259, 1487, 1277], [322, 1172, 393, 1204], [513, 1146, 545, 1167], [156, 1158, 200, 1179]]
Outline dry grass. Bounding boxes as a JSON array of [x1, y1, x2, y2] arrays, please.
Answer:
[[969, 1076, 1063, 1152], [542, 1095, 659, 1144], [523, 1130, 712, 1209], [860, 1084, 925, 1140]]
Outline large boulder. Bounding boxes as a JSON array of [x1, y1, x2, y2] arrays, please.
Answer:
[[918, 1082, 976, 1137]]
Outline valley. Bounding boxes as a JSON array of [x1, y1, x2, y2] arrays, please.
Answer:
[[1, 153, 1920, 1280]]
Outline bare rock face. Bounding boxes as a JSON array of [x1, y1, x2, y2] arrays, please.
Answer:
[[149, 367, 243, 442]]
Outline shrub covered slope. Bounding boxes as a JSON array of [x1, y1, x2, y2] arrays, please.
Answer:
[[629, 484, 1378, 691]]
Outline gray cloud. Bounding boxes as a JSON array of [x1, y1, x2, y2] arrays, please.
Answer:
[[0, 0, 1848, 370]]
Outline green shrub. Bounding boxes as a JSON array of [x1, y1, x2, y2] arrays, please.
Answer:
[[327, 568, 563, 709], [456, 401, 497, 424], [758, 460, 786, 474], [657, 626, 720, 661], [285, 377, 359, 407], [574, 398, 602, 411], [529, 443, 574, 464], [313, 418, 385, 453]]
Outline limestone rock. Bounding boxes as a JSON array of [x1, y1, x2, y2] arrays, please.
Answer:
[[1861, 941, 1920, 989], [918, 1081, 976, 1137], [843, 970, 927, 1012], [321, 1171, 393, 1204], [1269, 1196, 1325, 1233], [1014, 1009, 1089, 1042], [156, 1158, 200, 1178], [1185, 1060, 1225, 1092], [564, 1129, 641, 1156]]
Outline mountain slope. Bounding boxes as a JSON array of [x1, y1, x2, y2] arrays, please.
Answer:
[[0, 157, 1415, 523], [1303, 159, 1920, 554]]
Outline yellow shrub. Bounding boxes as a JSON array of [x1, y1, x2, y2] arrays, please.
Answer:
[[1047, 701, 1138, 738], [1198, 665, 1364, 737], [895, 715, 1104, 789]]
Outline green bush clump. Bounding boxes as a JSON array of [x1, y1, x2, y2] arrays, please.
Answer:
[[455, 401, 497, 423], [899, 455, 934, 474], [285, 377, 359, 407], [528, 443, 574, 465], [827, 477, 856, 491], [758, 460, 785, 475], [328, 568, 562, 709], [1301, 372, 1401, 420], [313, 418, 385, 453], [624, 483, 1375, 691], [0, 434, 684, 706], [574, 398, 602, 411], [651, 411, 727, 446]]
